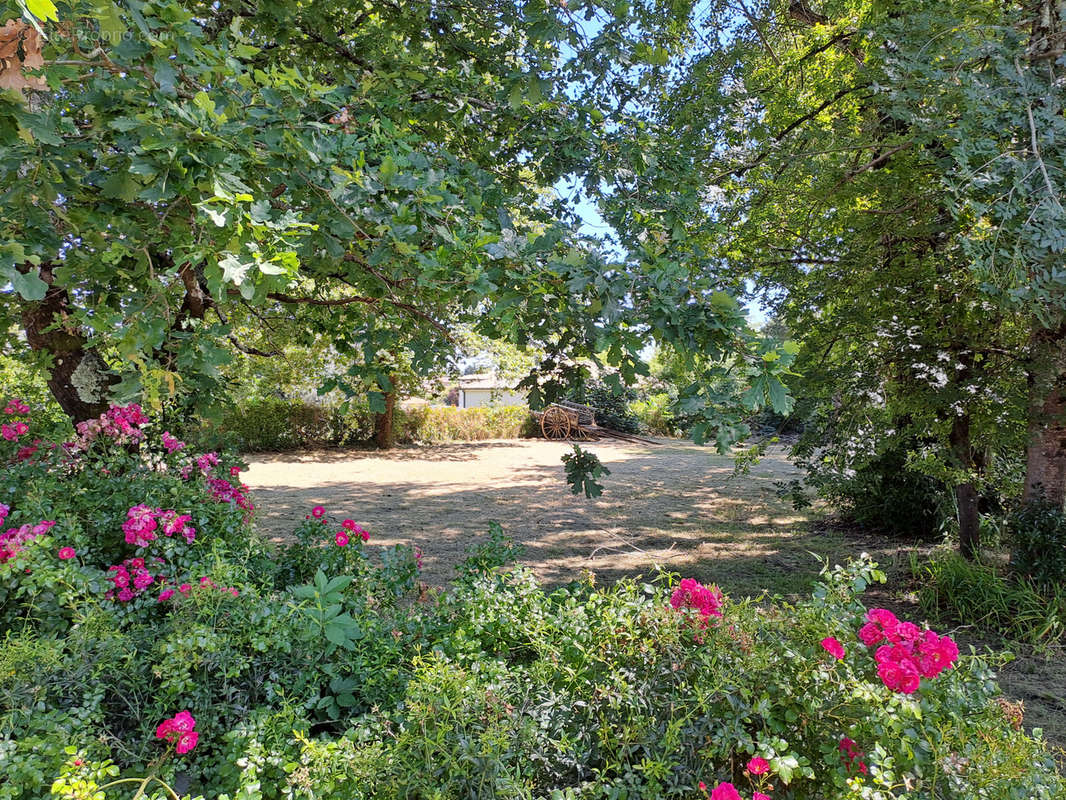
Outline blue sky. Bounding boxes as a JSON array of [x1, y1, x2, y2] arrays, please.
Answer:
[[552, 6, 767, 329]]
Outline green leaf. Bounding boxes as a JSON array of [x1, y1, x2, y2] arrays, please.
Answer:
[[323, 575, 353, 594], [93, 1, 126, 42], [193, 91, 215, 115], [101, 171, 140, 201], [26, 0, 59, 22], [323, 623, 347, 646], [9, 268, 48, 301]]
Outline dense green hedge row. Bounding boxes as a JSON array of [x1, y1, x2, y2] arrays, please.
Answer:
[[195, 398, 535, 451]]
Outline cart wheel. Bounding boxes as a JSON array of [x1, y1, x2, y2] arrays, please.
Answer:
[[541, 406, 572, 440]]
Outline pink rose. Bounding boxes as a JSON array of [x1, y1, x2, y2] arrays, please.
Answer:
[[746, 756, 771, 775], [335, 531, 349, 547], [175, 731, 198, 754], [858, 622, 884, 646], [878, 656, 921, 693], [895, 621, 921, 642], [171, 711, 195, 732], [866, 608, 898, 633], [57, 547, 76, 560], [311, 506, 326, 518], [821, 636, 845, 660], [709, 783, 742, 800]]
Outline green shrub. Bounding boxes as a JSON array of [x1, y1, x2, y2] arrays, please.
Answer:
[[791, 439, 951, 537], [630, 392, 680, 436], [570, 378, 640, 433], [401, 404, 531, 443], [1008, 496, 1066, 588], [2, 399, 1063, 800], [196, 399, 533, 451], [912, 549, 1066, 647]]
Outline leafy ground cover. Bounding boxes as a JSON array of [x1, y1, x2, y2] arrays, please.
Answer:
[[2, 402, 1063, 799]]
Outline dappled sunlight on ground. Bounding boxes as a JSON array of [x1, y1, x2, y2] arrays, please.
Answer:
[[244, 438, 892, 599]]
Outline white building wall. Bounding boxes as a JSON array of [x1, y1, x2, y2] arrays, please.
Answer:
[[459, 389, 526, 408]]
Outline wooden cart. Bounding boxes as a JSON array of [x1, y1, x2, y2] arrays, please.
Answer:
[[534, 400, 660, 445]]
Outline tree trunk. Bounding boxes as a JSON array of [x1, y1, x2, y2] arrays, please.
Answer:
[[949, 413, 981, 559], [20, 265, 112, 423], [373, 383, 397, 449], [1022, 323, 1066, 508], [1020, 3, 1066, 509]]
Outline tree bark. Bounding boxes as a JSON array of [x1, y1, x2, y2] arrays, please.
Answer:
[[1019, 3, 1066, 510], [373, 381, 397, 449], [1022, 323, 1066, 508], [20, 265, 112, 423], [949, 413, 981, 559]]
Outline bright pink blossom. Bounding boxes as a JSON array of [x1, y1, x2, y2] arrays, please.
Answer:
[[206, 477, 254, 515], [4, 399, 30, 415], [123, 505, 160, 547], [746, 756, 770, 775], [0, 519, 53, 563], [176, 731, 198, 754], [877, 657, 921, 694], [821, 636, 845, 660], [709, 783, 742, 800], [670, 577, 724, 626], [57, 547, 76, 560], [72, 404, 148, 450], [860, 608, 958, 692], [159, 588, 175, 601], [311, 506, 326, 518], [156, 711, 198, 754], [171, 711, 195, 732], [857, 622, 884, 646], [161, 431, 186, 453], [753, 794, 771, 800], [106, 557, 158, 602], [195, 452, 220, 475], [335, 531, 349, 547]]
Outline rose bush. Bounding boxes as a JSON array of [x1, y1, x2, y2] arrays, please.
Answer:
[[0, 401, 1061, 799]]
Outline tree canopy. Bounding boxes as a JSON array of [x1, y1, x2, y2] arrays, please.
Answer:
[[582, 0, 1065, 526], [0, 0, 793, 445]]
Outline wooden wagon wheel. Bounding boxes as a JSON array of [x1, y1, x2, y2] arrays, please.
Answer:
[[540, 406, 572, 439]]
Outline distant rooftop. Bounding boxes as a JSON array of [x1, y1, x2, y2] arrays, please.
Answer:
[[457, 373, 518, 390]]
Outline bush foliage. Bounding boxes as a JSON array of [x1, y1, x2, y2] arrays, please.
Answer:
[[913, 550, 1066, 648], [1, 401, 1063, 799], [1007, 497, 1066, 589], [195, 398, 533, 451]]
